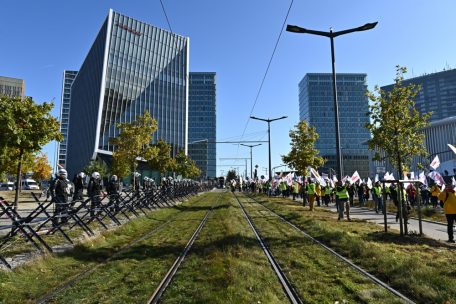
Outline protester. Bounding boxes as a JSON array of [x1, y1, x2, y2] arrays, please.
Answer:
[[438, 180, 456, 243], [335, 181, 350, 221], [372, 181, 383, 213], [431, 183, 441, 208], [306, 178, 316, 211]]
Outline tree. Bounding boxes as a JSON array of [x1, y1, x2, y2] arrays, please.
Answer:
[[174, 150, 201, 179], [83, 159, 109, 178], [109, 111, 158, 190], [148, 139, 174, 177], [282, 120, 325, 176], [32, 153, 52, 182], [226, 169, 237, 182], [0, 96, 62, 208], [366, 66, 431, 179]]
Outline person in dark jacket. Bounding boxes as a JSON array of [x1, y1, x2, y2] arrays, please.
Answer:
[[72, 172, 85, 201], [54, 168, 70, 224], [88, 172, 102, 217]]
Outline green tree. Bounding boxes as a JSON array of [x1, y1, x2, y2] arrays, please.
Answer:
[[109, 111, 158, 189], [282, 120, 325, 176], [83, 159, 109, 178], [0, 96, 62, 207], [366, 66, 431, 179], [148, 139, 174, 177], [226, 169, 237, 182], [174, 150, 201, 179]]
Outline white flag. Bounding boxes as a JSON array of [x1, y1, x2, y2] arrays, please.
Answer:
[[374, 174, 379, 183], [310, 168, 321, 180], [351, 171, 361, 184], [448, 143, 456, 155], [430, 155, 440, 170], [367, 177, 373, 189], [419, 171, 428, 186], [410, 172, 415, 179], [452, 177, 456, 187], [332, 175, 338, 182]]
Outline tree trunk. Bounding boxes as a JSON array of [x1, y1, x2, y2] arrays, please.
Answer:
[[14, 149, 23, 211]]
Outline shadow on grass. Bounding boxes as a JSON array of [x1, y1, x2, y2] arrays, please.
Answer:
[[366, 231, 456, 249]]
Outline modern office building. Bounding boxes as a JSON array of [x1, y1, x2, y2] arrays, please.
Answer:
[[56, 70, 78, 170], [381, 68, 456, 122], [299, 73, 370, 178], [0, 76, 24, 98], [66, 9, 189, 176], [188, 72, 217, 179]]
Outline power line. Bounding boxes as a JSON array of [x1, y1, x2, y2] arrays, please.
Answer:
[[239, 0, 294, 140], [159, 0, 173, 33]]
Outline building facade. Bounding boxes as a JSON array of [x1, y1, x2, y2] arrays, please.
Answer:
[[299, 73, 370, 178], [56, 70, 78, 170], [188, 72, 216, 179], [66, 9, 189, 176], [381, 68, 456, 122], [0, 76, 24, 98]]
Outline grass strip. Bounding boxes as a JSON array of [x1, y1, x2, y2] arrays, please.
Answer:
[[240, 194, 402, 303], [0, 193, 208, 303], [160, 192, 288, 304], [49, 192, 219, 303], [254, 193, 456, 304]]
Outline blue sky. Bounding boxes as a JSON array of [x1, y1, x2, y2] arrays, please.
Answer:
[[1, 0, 455, 178]]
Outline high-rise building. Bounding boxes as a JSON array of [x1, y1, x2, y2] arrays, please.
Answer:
[[0, 76, 24, 98], [381, 68, 456, 122], [66, 9, 189, 176], [299, 73, 371, 178], [56, 70, 78, 170], [188, 72, 217, 179]]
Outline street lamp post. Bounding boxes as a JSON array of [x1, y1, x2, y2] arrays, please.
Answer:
[[250, 116, 287, 181], [240, 143, 262, 178], [286, 22, 377, 180]]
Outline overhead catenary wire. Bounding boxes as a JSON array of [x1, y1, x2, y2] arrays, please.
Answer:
[[159, 0, 173, 33], [239, 0, 294, 142]]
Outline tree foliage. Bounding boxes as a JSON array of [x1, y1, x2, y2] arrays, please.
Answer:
[[83, 159, 109, 178], [226, 169, 237, 182], [282, 120, 325, 176], [174, 150, 201, 179], [109, 111, 158, 188], [366, 66, 431, 178], [148, 139, 174, 175], [0, 96, 62, 206], [32, 153, 52, 181]]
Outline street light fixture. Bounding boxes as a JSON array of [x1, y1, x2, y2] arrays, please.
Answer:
[[286, 22, 377, 180], [240, 143, 262, 178], [250, 115, 288, 181]]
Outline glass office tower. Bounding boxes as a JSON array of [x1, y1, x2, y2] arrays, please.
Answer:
[[188, 72, 217, 179], [66, 9, 189, 176], [56, 70, 78, 170], [381, 68, 456, 122], [299, 73, 370, 178]]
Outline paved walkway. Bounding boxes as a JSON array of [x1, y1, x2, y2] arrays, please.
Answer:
[[322, 204, 451, 241]]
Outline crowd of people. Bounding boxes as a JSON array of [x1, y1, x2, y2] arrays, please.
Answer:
[[228, 173, 456, 243]]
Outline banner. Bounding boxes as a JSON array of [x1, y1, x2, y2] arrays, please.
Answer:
[[428, 171, 445, 186]]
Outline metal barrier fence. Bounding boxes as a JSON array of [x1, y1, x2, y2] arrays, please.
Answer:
[[0, 180, 214, 269]]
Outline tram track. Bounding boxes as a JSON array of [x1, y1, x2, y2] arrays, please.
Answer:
[[240, 192, 416, 304], [36, 193, 213, 304], [233, 192, 303, 304], [146, 194, 222, 304]]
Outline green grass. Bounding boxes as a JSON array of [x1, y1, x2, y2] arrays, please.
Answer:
[[253, 193, 456, 304], [0, 193, 209, 303], [161, 193, 288, 303], [237, 194, 401, 303]]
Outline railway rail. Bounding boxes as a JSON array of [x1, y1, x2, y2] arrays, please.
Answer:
[[240, 192, 416, 304]]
